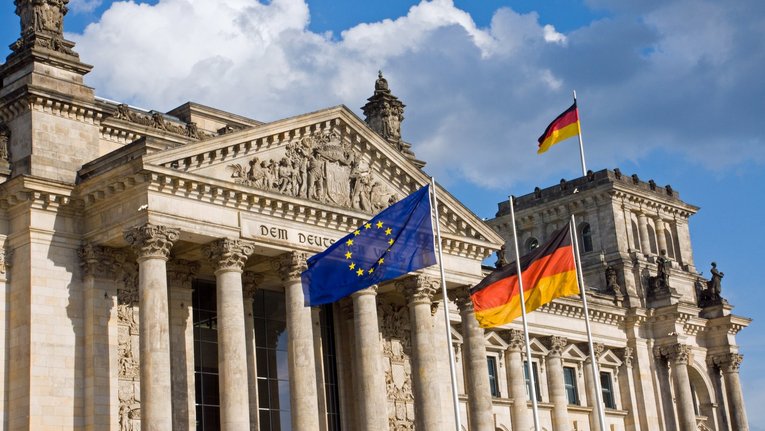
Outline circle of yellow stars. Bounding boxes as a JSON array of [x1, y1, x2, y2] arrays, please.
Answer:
[[344, 220, 395, 277]]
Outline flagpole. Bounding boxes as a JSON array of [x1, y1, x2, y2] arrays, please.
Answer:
[[508, 196, 541, 431], [430, 177, 462, 431], [573, 90, 587, 176], [569, 214, 607, 430]]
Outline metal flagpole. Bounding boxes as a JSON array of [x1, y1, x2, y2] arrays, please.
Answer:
[[573, 90, 587, 176], [569, 214, 607, 430], [508, 196, 541, 431], [430, 177, 462, 431]]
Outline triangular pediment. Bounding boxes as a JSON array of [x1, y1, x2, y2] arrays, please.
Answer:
[[141, 105, 502, 254]]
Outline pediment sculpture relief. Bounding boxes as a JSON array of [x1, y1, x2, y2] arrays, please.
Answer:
[[228, 129, 399, 213]]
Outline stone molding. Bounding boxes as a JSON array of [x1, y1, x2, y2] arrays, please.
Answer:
[[448, 286, 473, 312], [242, 271, 264, 298], [546, 336, 568, 357], [620, 346, 634, 368], [504, 329, 526, 352], [397, 275, 438, 306], [79, 242, 118, 279], [274, 251, 308, 281], [110, 104, 214, 141], [203, 238, 254, 273], [0, 247, 12, 275], [166, 259, 199, 286], [712, 353, 743, 373], [656, 343, 692, 365], [124, 223, 179, 260]]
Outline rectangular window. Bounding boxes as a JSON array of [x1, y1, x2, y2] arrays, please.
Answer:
[[563, 366, 579, 405], [600, 371, 616, 409], [193, 280, 220, 431], [319, 304, 341, 430], [523, 361, 542, 402], [487, 356, 500, 397]]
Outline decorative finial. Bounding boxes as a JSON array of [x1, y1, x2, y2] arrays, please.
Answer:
[[11, 0, 77, 56]]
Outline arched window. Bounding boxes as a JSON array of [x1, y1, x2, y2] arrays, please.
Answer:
[[580, 223, 593, 253], [631, 220, 641, 251], [525, 237, 539, 252], [647, 224, 658, 254]]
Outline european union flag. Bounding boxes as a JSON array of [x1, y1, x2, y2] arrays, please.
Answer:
[[302, 185, 437, 306]]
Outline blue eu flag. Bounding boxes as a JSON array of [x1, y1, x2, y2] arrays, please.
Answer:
[[302, 185, 437, 306]]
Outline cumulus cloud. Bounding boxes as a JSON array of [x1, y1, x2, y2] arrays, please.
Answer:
[[69, 0, 103, 14], [68, 0, 765, 190]]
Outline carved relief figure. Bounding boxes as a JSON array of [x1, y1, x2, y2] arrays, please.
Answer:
[[0, 125, 9, 161], [707, 262, 723, 297], [605, 265, 621, 295]]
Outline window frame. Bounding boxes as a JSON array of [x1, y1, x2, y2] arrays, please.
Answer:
[[563, 366, 580, 405], [523, 360, 542, 402], [487, 355, 501, 398], [599, 371, 617, 409]]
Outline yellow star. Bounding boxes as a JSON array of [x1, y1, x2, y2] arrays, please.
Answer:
[[378, 258, 384, 265], [346, 239, 354, 246], [385, 228, 392, 235], [376, 221, 383, 228], [345, 251, 352, 259], [353, 230, 360, 236], [349, 262, 356, 270], [388, 239, 394, 245], [356, 268, 364, 276], [368, 267, 375, 274], [365, 223, 372, 229]]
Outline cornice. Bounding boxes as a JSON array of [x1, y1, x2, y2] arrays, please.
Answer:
[[0, 175, 75, 212], [0, 87, 102, 124], [537, 296, 627, 327]]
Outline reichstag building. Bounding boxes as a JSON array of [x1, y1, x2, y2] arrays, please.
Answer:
[[0, 1, 750, 430]]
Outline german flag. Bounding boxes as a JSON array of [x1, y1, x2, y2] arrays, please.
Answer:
[[537, 102, 580, 154], [470, 225, 579, 328]]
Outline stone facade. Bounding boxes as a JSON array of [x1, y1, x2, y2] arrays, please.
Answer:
[[0, 4, 751, 431]]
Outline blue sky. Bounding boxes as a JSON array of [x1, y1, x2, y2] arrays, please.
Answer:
[[2, 0, 763, 427]]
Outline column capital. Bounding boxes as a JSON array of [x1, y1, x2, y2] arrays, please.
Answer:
[[504, 329, 526, 353], [396, 275, 438, 306], [203, 238, 255, 273], [546, 336, 568, 357], [351, 284, 379, 298], [167, 259, 199, 287], [448, 286, 473, 312], [124, 223, 180, 260], [79, 242, 118, 278], [657, 343, 692, 365], [242, 271, 264, 298], [274, 251, 308, 281], [620, 346, 634, 368], [712, 352, 743, 373]]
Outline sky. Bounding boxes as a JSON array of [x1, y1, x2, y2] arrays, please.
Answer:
[[1, 0, 764, 427]]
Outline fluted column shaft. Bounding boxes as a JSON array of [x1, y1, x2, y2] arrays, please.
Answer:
[[351, 286, 388, 431], [401, 276, 442, 431], [455, 289, 493, 431], [124, 224, 179, 431], [546, 336, 569, 431], [637, 213, 651, 254], [715, 353, 749, 431], [243, 272, 263, 431], [662, 344, 696, 431], [583, 356, 602, 431], [278, 252, 320, 430], [505, 330, 530, 431], [167, 260, 199, 431], [204, 239, 255, 431], [655, 218, 668, 254]]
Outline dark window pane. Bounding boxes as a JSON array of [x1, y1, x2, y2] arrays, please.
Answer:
[[523, 361, 542, 402], [563, 366, 579, 405], [487, 356, 500, 397], [600, 372, 616, 409], [258, 411, 270, 431], [257, 378, 270, 408]]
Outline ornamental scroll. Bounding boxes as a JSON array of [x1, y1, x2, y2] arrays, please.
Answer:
[[377, 302, 415, 430], [228, 129, 398, 213]]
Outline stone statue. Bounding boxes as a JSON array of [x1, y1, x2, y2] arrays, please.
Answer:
[[707, 262, 723, 297], [16, 0, 68, 36], [495, 245, 508, 269], [648, 249, 671, 296], [605, 265, 620, 295], [0, 126, 9, 161]]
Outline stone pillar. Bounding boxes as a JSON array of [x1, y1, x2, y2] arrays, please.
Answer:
[[124, 223, 180, 431], [399, 275, 443, 431], [545, 336, 570, 431], [654, 218, 668, 255], [583, 343, 605, 431], [203, 239, 255, 431], [505, 329, 530, 431], [660, 344, 696, 431], [351, 285, 388, 431], [276, 251, 320, 430], [453, 288, 493, 431], [167, 259, 199, 431], [243, 272, 263, 431], [637, 213, 651, 255], [714, 353, 749, 431], [617, 347, 641, 431]]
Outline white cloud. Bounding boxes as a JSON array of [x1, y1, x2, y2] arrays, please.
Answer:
[[68, 0, 765, 191], [69, 0, 102, 14]]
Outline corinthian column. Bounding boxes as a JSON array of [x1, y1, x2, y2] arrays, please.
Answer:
[[276, 251, 320, 430], [453, 287, 493, 431], [654, 218, 668, 255], [505, 329, 530, 431], [714, 353, 749, 431], [243, 272, 264, 431], [167, 259, 199, 431], [203, 239, 255, 431], [124, 223, 180, 431], [637, 213, 651, 255], [399, 275, 443, 431], [351, 285, 388, 431], [660, 344, 696, 431], [545, 336, 570, 431]]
